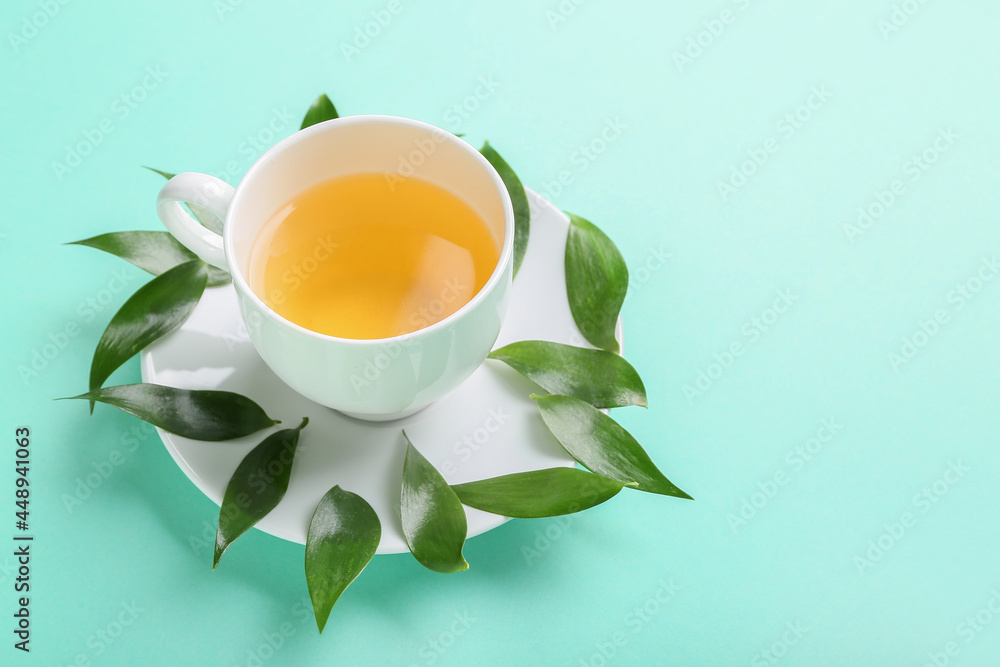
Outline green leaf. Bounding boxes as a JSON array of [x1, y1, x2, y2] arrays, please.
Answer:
[[142, 166, 176, 180], [451, 468, 624, 518], [400, 433, 469, 574], [488, 340, 646, 409], [301, 94, 339, 130], [87, 260, 208, 408], [68, 231, 230, 286], [565, 213, 628, 354], [59, 383, 279, 441], [480, 142, 529, 277], [305, 485, 380, 633], [533, 395, 690, 499], [145, 166, 224, 234], [215, 417, 309, 569]]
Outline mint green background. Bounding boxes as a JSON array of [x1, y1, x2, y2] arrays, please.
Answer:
[[3, 1, 1000, 665]]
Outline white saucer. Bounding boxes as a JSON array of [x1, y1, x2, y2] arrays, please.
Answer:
[[140, 189, 610, 554]]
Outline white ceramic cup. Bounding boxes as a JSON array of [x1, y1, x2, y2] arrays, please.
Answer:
[[156, 115, 514, 421]]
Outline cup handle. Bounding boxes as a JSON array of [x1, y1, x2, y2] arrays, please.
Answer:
[[156, 172, 235, 271]]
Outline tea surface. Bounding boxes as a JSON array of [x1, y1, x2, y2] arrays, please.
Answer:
[[249, 172, 499, 339]]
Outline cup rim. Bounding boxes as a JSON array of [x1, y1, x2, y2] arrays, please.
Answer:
[[224, 114, 516, 346]]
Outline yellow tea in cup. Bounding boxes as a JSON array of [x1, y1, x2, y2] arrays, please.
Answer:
[[248, 172, 500, 339]]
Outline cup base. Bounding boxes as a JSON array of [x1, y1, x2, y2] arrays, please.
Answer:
[[336, 403, 432, 423]]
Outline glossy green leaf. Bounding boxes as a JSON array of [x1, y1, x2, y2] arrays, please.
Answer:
[[305, 485, 380, 633], [145, 166, 224, 234], [68, 231, 230, 286], [401, 433, 469, 574], [534, 394, 690, 499], [489, 340, 646, 408], [451, 468, 624, 518], [214, 417, 309, 568], [565, 213, 628, 354], [88, 260, 208, 408], [301, 94, 339, 130], [60, 383, 279, 441], [480, 142, 529, 277]]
